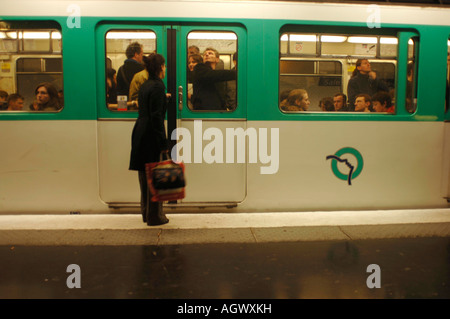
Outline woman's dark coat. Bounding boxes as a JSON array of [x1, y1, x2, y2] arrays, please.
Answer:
[[129, 77, 168, 171]]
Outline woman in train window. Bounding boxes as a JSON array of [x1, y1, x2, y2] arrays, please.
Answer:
[[129, 53, 170, 226], [280, 89, 311, 112], [30, 82, 62, 111]]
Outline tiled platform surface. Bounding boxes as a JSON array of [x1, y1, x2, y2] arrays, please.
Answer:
[[0, 208, 449, 245]]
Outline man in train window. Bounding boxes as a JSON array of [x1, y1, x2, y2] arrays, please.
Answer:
[[347, 59, 388, 109], [354, 94, 372, 112], [116, 42, 145, 97], [192, 47, 236, 111]]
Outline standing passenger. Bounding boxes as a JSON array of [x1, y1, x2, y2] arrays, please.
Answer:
[[116, 42, 145, 96], [347, 59, 388, 109], [192, 48, 236, 110], [129, 53, 169, 226]]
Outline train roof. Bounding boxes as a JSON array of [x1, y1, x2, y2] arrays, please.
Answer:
[[1, 0, 450, 27]]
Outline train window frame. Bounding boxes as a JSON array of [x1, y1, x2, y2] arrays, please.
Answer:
[[446, 37, 449, 114], [104, 29, 157, 112], [406, 37, 419, 114], [186, 30, 238, 113], [279, 30, 398, 114], [0, 23, 63, 113]]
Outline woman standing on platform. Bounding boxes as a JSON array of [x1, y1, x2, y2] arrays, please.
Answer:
[[129, 53, 169, 226]]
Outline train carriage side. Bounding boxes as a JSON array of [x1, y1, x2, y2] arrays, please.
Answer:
[[0, 1, 449, 214]]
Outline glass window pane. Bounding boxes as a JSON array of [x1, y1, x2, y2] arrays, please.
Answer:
[[0, 31, 18, 53], [279, 31, 397, 114], [280, 60, 314, 74], [0, 25, 63, 113], [105, 30, 156, 111], [23, 31, 52, 52], [318, 61, 342, 74], [16, 58, 41, 72], [45, 58, 62, 72], [187, 31, 237, 111], [281, 33, 317, 56]]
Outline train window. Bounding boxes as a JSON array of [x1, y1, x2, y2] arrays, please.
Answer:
[[279, 32, 397, 113], [187, 31, 237, 111], [407, 37, 418, 114], [105, 30, 156, 111], [0, 23, 63, 112]]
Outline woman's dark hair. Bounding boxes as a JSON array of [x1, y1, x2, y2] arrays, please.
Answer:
[[351, 59, 366, 78], [144, 53, 166, 79], [34, 82, 61, 109]]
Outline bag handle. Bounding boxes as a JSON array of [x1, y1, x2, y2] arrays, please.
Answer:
[[159, 150, 170, 161]]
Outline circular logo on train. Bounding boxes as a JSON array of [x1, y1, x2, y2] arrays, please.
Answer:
[[326, 147, 364, 185]]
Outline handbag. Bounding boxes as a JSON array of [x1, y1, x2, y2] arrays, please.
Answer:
[[145, 152, 186, 202]]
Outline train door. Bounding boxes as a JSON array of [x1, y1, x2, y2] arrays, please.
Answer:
[[172, 26, 247, 204], [95, 23, 247, 209]]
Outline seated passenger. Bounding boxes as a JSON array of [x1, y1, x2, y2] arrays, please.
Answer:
[[319, 97, 334, 111], [30, 82, 61, 111], [333, 93, 348, 112], [354, 94, 371, 112], [6, 93, 24, 111], [192, 47, 236, 110], [372, 91, 394, 113], [280, 89, 310, 111], [0, 90, 8, 110]]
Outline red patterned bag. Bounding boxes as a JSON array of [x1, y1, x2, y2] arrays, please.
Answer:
[[145, 152, 186, 202]]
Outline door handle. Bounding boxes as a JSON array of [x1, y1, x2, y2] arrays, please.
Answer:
[[178, 86, 183, 111]]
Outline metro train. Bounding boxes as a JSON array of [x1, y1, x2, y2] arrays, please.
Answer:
[[0, 0, 449, 215]]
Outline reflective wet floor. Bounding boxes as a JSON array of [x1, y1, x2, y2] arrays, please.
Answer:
[[1, 237, 449, 299]]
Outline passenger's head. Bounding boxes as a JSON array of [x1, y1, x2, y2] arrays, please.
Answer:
[[203, 47, 220, 66], [352, 59, 371, 77], [0, 90, 8, 102], [319, 97, 334, 111], [285, 89, 310, 111], [144, 53, 166, 79], [333, 93, 347, 111], [188, 45, 200, 56], [35, 82, 59, 107], [354, 94, 371, 112], [188, 54, 203, 71], [126, 42, 144, 63], [7, 93, 24, 110], [372, 91, 392, 112]]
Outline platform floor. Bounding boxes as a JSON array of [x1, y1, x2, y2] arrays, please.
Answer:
[[0, 208, 449, 245], [1, 208, 449, 300]]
